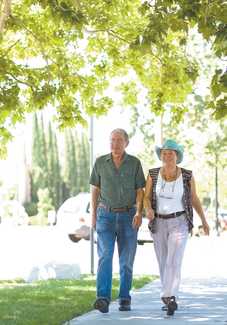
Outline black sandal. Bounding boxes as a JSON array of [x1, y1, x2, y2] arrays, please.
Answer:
[[166, 296, 178, 316], [161, 297, 168, 311]]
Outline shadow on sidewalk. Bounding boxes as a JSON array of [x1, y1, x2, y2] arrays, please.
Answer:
[[179, 278, 227, 323], [67, 278, 227, 324]]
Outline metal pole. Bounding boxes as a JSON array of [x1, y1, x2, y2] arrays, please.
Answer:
[[160, 113, 164, 144], [215, 152, 219, 236], [89, 116, 95, 274]]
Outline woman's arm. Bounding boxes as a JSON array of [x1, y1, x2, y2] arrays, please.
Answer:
[[143, 174, 155, 220], [191, 175, 210, 235]]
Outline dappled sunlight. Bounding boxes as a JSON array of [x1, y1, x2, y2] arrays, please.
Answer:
[[70, 278, 227, 324], [1, 227, 227, 324]]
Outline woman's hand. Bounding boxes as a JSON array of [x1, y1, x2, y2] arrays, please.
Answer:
[[202, 220, 210, 235], [145, 208, 155, 221]]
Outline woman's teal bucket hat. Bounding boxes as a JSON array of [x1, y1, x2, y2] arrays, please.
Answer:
[[155, 139, 184, 164]]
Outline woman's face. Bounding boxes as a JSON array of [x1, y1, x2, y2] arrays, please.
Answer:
[[160, 149, 178, 165]]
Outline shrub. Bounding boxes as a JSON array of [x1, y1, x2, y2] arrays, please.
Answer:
[[23, 202, 38, 217], [37, 188, 54, 218]]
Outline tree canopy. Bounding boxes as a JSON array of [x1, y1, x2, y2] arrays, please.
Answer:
[[0, 0, 226, 154]]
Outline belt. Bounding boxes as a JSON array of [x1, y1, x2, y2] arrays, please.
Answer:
[[155, 211, 185, 219], [98, 203, 135, 212]]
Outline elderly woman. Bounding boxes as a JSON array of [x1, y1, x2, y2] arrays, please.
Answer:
[[144, 139, 209, 316]]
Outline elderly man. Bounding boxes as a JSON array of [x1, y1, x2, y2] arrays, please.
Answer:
[[90, 128, 145, 313]]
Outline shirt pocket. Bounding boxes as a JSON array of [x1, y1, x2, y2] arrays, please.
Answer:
[[122, 171, 135, 189]]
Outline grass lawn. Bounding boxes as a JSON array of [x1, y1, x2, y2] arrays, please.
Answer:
[[0, 275, 156, 325]]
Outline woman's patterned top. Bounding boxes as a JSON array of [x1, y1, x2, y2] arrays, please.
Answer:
[[148, 167, 193, 232]]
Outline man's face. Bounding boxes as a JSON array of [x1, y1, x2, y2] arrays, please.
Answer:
[[110, 132, 128, 156]]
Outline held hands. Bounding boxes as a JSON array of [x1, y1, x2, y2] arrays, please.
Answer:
[[132, 213, 142, 229], [145, 208, 155, 221]]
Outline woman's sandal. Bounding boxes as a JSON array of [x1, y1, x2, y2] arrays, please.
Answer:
[[166, 296, 178, 316], [161, 297, 169, 311]]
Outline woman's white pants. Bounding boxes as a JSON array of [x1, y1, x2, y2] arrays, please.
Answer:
[[152, 214, 188, 298]]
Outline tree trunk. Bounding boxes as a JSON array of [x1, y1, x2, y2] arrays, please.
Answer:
[[0, 0, 11, 34]]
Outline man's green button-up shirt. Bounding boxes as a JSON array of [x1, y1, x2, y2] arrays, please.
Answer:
[[89, 153, 145, 208]]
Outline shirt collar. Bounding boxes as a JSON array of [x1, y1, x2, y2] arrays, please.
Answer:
[[106, 152, 129, 162]]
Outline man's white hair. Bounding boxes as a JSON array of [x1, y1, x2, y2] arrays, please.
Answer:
[[110, 128, 129, 142]]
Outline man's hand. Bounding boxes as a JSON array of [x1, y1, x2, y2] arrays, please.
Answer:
[[145, 208, 155, 221], [132, 213, 142, 229], [91, 214, 96, 230]]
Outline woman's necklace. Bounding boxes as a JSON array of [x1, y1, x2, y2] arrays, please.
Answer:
[[160, 167, 178, 193]]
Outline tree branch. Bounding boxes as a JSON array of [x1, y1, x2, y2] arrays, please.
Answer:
[[85, 28, 131, 44], [6, 71, 34, 90], [10, 15, 52, 81], [108, 29, 131, 44], [5, 39, 20, 55]]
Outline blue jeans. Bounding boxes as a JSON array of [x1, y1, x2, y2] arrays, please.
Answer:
[[96, 207, 138, 303]]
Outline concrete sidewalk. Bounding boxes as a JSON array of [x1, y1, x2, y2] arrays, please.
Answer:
[[66, 277, 227, 325]]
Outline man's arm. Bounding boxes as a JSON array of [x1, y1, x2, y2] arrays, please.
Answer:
[[132, 188, 144, 229], [91, 185, 100, 229]]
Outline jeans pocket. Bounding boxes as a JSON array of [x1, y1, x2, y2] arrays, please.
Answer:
[[96, 221, 109, 233], [96, 210, 114, 233]]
